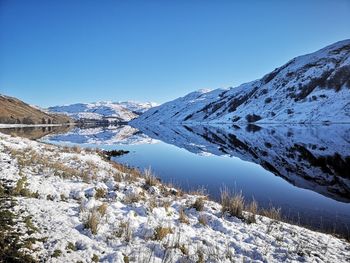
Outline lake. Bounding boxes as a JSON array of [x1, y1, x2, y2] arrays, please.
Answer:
[[1, 123, 349, 238]]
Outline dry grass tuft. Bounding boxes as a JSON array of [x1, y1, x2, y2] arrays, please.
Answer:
[[97, 203, 108, 217], [115, 221, 132, 242], [84, 208, 101, 235], [221, 188, 244, 219], [245, 200, 258, 224], [260, 206, 281, 221], [153, 226, 173, 241], [178, 207, 189, 224], [123, 192, 141, 204], [198, 213, 208, 226], [95, 188, 107, 199], [144, 167, 158, 187], [192, 198, 205, 211]]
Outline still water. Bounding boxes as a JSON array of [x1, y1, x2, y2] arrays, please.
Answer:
[[1, 124, 349, 237]]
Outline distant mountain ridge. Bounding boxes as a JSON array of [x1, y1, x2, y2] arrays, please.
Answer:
[[48, 101, 158, 122], [133, 40, 350, 124], [0, 94, 73, 125]]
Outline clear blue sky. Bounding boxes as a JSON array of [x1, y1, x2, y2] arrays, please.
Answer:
[[1, 0, 349, 107]]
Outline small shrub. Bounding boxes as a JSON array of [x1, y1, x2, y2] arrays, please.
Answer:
[[192, 198, 205, 211], [153, 226, 172, 241]]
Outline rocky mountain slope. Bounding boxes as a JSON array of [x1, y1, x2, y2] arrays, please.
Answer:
[[133, 40, 350, 124], [0, 95, 73, 125], [48, 101, 157, 122]]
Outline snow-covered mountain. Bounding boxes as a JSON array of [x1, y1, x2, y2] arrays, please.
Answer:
[[48, 101, 157, 122], [118, 101, 158, 114], [133, 40, 350, 124], [132, 123, 350, 203]]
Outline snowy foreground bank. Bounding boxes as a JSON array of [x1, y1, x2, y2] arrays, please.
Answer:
[[0, 133, 349, 263]]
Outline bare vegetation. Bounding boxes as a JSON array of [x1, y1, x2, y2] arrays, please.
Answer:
[[144, 167, 158, 187], [178, 207, 189, 224], [192, 198, 205, 211], [220, 188, 244, 219], [84, 208, 101, 235], [153, 226, 173, 241]]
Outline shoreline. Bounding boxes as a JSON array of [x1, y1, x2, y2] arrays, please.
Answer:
[[0, 132, 349, 262]]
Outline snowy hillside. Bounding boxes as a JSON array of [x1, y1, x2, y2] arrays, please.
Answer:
[[48, 101, 157, 122], [133, 40, 350, 124], [1, 133, 349, 262], [118, 101, 158, 114]]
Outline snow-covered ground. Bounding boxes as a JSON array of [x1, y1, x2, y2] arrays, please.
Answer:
[[0, 132, 349, 262]]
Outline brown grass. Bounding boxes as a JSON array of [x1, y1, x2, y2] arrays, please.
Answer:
[[153, 226, 173, 241], [178, 207, 189, 224], [115, 221, 132, 242], [245, 200, 258, 224], [123, 192, 141, 204], [192, 198, 205, 211], [260, 206, 281, 221], [95, 188, 107, 199], [220, 188, 244, 219], [144, 167, 158, 187], [84, 209, 100, 235], [198, 214, 208, 226], [97, 203, 108, 217]]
